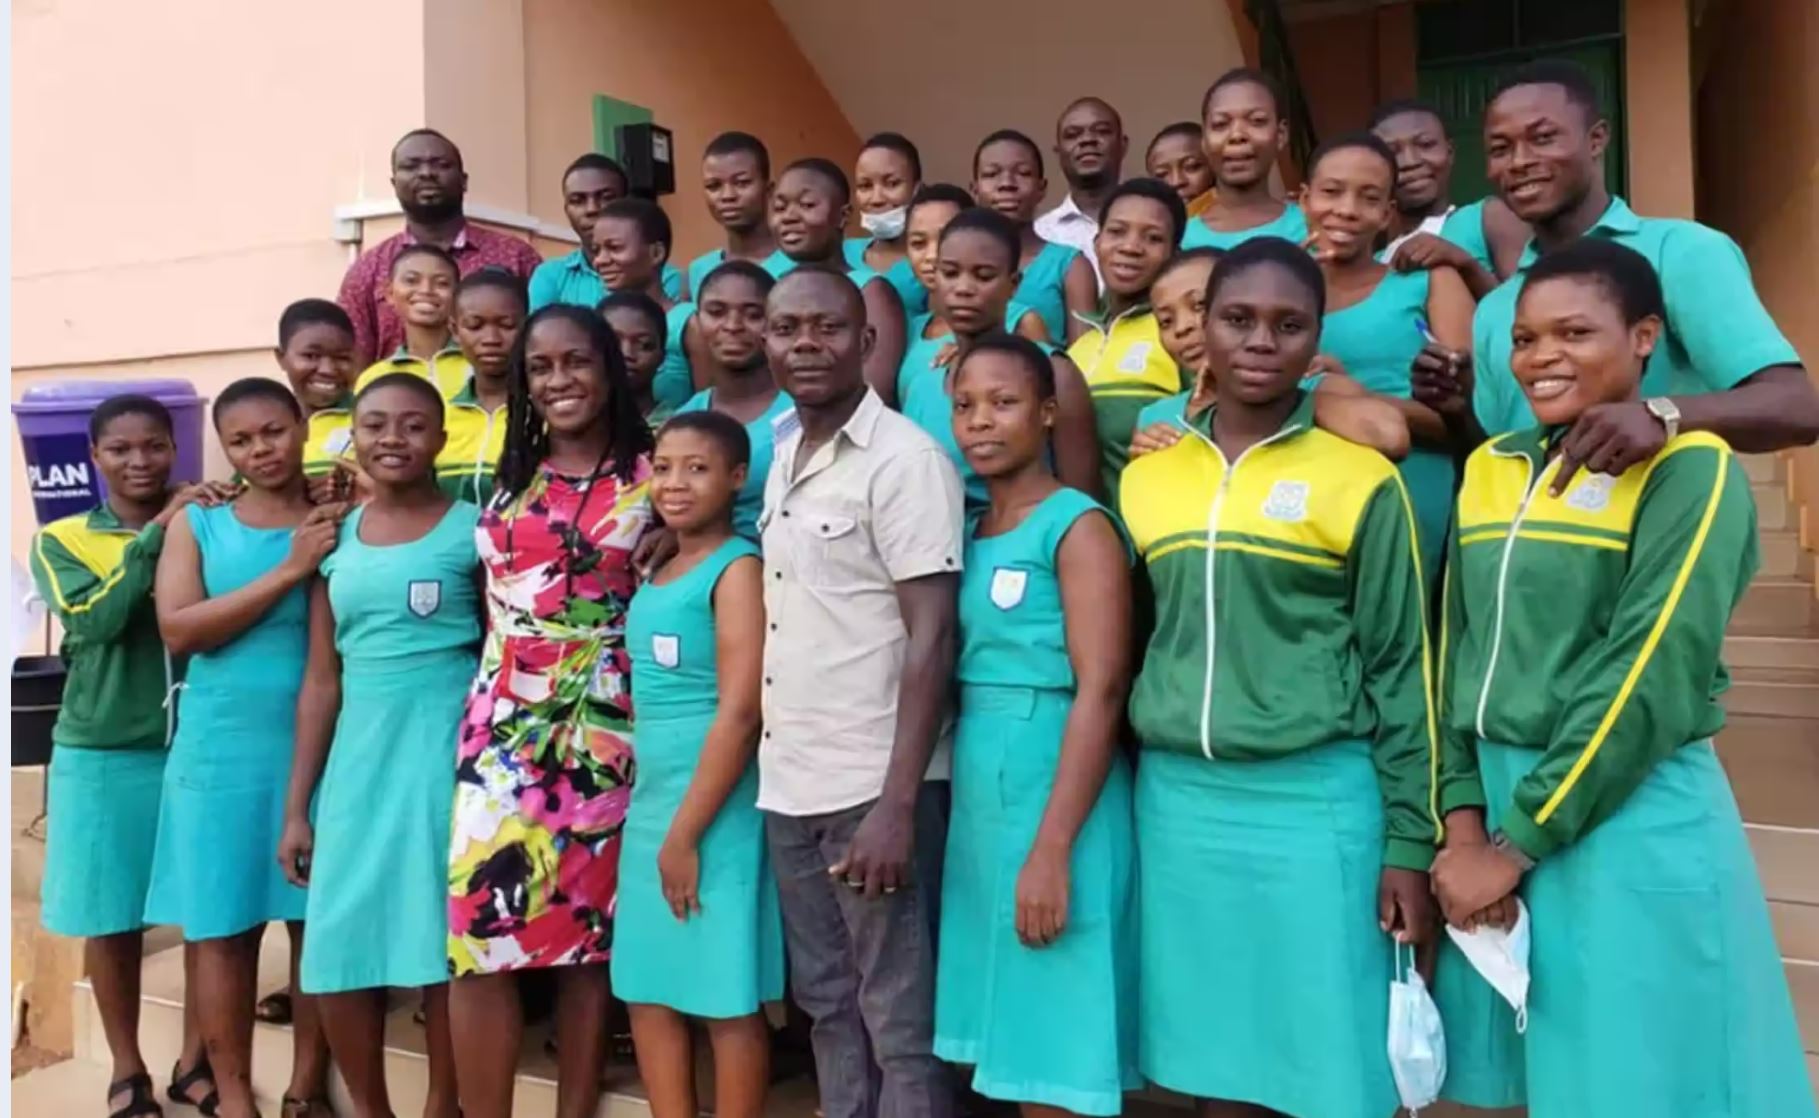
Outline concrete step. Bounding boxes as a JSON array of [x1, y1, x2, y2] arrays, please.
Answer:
[[1754, 481, 1792, 530], [1750, 824, 1819, 908], [1728, 666, 1819, 719], [1774, 900, 1819, 964], [75, 933, 820, 1118], [1726, 627, 1819, 672], [1743, 453, 1786, 485], [1759, 531, 1810, 579], [1717, 714, 1819, 828], [1792, 960, 1818, 1055], [1736, 579, 1816, 630], [11, 1056, 120, 1117]]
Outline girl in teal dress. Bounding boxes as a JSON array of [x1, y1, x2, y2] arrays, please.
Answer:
[[970, 130, 1099, 344], [676, 260, 794, 543], [899, 206, 1101, 509], [768, 157, 907, 404], [150, 377, 342, 1118], [847, 132, 929, 317], [616, 411, 781, 1118], [685, 131, 785, 300], [594, 197, 696, 411], [904, 184, 1052, 343], [600, 290, 675, 430], [1303, 132, 1475, 584], [936, 333, 1138, 1115], [1181, 69, 1309, 251], [279, 374, 479, 1118]]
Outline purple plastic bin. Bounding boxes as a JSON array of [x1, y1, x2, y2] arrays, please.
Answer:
[[13, 379, 208, 526]]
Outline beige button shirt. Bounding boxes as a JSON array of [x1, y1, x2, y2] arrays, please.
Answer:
[[757, 388, 966, 816]]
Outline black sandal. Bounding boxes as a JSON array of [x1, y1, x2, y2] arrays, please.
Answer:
[[167, 1056, 219, 1116], [254, 990, 294, 1025], [280, 1096, 333, 1118], [109, 1072, 163, 1118]]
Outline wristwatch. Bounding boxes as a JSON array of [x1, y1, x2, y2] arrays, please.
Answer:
[[1490, 830, 1535, 872], [1645, 396, 1681, 440]]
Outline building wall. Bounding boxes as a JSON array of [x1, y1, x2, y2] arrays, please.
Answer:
[[520, 0, 859, 263], [1284, 2, 1417, 140], [1694, 0, 1819, 551], [9, 0, 856, 572]]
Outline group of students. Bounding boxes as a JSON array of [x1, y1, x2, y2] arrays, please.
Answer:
[[31, 54, 1819, 1118]]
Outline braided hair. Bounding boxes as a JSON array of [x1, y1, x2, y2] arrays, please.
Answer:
[[494, 304, 655, 502]]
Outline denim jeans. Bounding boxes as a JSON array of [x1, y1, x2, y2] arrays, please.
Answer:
[[766, 789, 953, 1118]]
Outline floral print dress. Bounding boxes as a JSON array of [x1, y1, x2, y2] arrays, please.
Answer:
[[448, 459, 653, 975]]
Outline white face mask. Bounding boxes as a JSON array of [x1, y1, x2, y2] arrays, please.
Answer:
[[1444, 897, 1532, 1032], [860, 205, 909, 240], [1387, 942, 1447, 1113]]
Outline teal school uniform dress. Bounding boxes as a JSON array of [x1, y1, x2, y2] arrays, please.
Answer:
[[1179, 202, 1308, 251], [675, 388, 798, 544], [143, 504, 310, 939], [613, 537, 784, 1017], [934, 489, 1138, 1115], [1015, 241, 1081, 343], [1438, 199, 1497, 274], [299, 503, 481, 994], [1320, 268, 1454, 583], [1471, 197, 1800, 436], [896, 312, 1040, 511], [652, 302, 696, 413], [846, 237, 929, 317], [529, 249, 683, 310], [685, 248, 793, 300]]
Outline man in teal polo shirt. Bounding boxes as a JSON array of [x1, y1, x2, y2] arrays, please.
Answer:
[[1415, 60, 1817, 490], [528, 153, 683, 309]]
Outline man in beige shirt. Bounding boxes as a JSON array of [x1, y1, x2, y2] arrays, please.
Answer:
[[758, 266, 963, 1118]]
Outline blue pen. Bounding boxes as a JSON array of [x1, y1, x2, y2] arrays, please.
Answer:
[[1414, 317, 1438, 346]]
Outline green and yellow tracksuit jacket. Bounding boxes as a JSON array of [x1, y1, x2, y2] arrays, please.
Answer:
[[438, 375, 506, 507], [29, 505, 179, 751], [303, 396, 355, 479], [1120, 391, 1442, 871], [1067, 305, 1189, 498], [1437, 427, 1757, 860]]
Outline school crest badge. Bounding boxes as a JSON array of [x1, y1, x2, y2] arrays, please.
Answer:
[[407, 580, 442, 618], [1117, 342, 1153, 374], [652, 633, 681, 669], [1262, 480, 1310, 523], [989, 567, 1028, 610], [1565, 473, 1614, 513]]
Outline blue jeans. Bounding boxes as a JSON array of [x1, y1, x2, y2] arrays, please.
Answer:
[[765, 789, 953, 1118]]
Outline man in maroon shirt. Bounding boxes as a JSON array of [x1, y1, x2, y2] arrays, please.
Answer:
[[337, 129, 544, 362]]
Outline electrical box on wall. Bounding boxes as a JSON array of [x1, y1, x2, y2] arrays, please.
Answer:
[[616, 123, 676, 198]]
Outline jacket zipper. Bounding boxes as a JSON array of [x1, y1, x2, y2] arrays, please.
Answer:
[[1187, 421, 1303, 760], [473, 406, 497, 505], [1474, 450, 1543, 739]]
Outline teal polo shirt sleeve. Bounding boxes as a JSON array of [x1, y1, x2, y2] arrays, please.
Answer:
[[528, 255, 569, 311], [661, 262, 684, 302], [1471, 281, 1531, 435], [1656, 221, 1801, 392], [1439, 200, 1496, 276]]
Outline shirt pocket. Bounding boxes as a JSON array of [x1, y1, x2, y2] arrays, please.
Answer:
[[785, 501, 871, 589]]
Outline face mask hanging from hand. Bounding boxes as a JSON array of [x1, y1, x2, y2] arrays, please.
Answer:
[[861, 206, 909, 240], [1444, 896, 1532, 1031], [1387, 941, 1447, 1113]]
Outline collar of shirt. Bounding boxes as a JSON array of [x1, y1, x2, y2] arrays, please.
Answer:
[[404, 221, 472, 253], [552, 247, 594, 276], [781, 387, 887, 485], [1516, 196, 1641, 270], [1187, 386, 1317, 442], [1037, 194, 1096, 232]]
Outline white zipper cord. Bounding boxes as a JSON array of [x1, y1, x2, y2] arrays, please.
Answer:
[[1475, 453, 1542, 739]]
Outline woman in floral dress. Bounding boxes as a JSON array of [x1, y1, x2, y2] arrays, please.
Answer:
[[446, 303, 655, 1118]]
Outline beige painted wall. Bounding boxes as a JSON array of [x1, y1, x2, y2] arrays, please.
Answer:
[[520, 0, 860, 263], [768, 0, 1245, 206], [1624, 0, 1698, 219]]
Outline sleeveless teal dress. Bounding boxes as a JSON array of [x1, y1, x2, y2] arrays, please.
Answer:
[[896, 313, 1030, 511], [614, 537, 784, 1017], [845, 237, 929, 317], [1016, 241, 1081, 342], [935, 488, 1139, 1115], [652, 302, 696, 413], [143, 503, 310, 939], [675, 388, 798, 544], [687, 248, 793, 299], [299, 503, 481, 994], [1180, 202, 1308, 251], [1320, 269, 1454, 585]]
